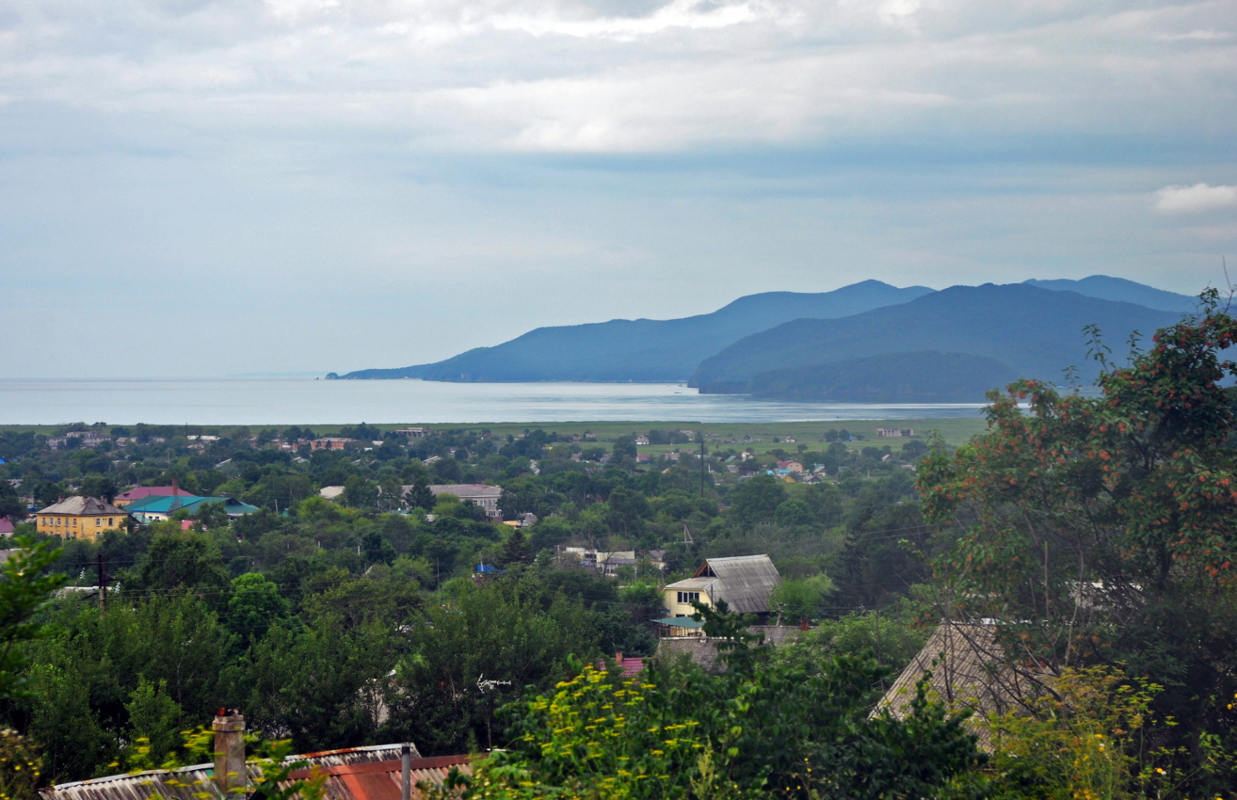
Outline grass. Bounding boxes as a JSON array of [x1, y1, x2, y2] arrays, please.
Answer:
[[1, 418, 990, 453]]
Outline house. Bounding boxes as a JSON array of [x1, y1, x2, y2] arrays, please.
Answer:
[[656, 624, 808, 671], [320, 485, 346, 501], [64, 429, 110, 447], [659, 555, 782, 634], [311, 437, 357, 451], [125, 494, 259, 523], [113, 485, 194, 507], [0, 517, 15, 536], [35, 496, 129, 542], [39, 710, 471, 800], [598, 651, 645, 678], [428, 484, 503, 519], [874, 620, 1042, 750]]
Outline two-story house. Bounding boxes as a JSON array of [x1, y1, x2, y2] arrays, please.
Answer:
[[35, 496, 129, 542], [660, 554, 782, 635]]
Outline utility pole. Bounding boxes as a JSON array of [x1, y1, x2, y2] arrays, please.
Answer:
[[97, 552, 107, 614], [476, 675, 513, 751], [698, 431, 706, 497]]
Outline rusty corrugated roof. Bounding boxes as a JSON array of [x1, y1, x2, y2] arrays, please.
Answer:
[[289, 754, 472, 800], [39, 744, 434, 800]]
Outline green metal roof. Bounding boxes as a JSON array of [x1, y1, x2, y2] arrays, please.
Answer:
[[654, 616, 705, 628], [125, 495, 258, 516]]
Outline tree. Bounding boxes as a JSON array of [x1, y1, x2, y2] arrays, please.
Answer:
[[604, 486, 649, 539], [383, 580, 596, 753], [917, 300, 1237, 793], [768, 574, 834, 623], [227, 572, 290, 647], [452, 603, 980, 800], [0, 536, 64, 704], [124, 678, 183, 767], [125, 530, 230, 604], [406, 483, 436, 512], [500, 527, 529, 566], [610, 435, 637, 465], [728, 474, 787, 526], [0, 480, 25, 522]]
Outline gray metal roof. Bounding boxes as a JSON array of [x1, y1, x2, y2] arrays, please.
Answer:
[[694, 554, 781, 614], [37, 496, 126, 516], [664, 555, 781, 614]]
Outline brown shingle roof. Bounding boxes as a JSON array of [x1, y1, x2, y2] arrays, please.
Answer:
[[874, 621, 1044, 750]]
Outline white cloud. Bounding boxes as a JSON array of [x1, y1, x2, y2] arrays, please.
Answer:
[[1154, 183, 1237, 214], [489, 0, 759, 40]]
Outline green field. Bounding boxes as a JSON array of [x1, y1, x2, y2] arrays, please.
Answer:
[[1, 417, 990, 452]]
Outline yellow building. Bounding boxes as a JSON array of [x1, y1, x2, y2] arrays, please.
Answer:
[[35, 496, 129, 542], [659, 555, 782, 635]]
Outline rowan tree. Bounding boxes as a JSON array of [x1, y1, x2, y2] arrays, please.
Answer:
[[917, 292, 1237, 793]]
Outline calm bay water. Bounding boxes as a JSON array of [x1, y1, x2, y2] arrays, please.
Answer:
[[0, 378, 986, 426]]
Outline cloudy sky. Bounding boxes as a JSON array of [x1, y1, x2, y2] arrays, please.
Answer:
[[2, 0, 1235, 378]]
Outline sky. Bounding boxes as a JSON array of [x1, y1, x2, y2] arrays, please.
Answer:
[[1, 0, 1235, 378]]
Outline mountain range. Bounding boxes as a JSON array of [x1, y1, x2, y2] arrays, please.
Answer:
[[336, 275, 1201, 402]]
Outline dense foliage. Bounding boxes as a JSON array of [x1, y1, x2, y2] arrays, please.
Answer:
[[451, 605, 980, 800], [4, 297, 1237, 796], [918, 295, 1237, 795]]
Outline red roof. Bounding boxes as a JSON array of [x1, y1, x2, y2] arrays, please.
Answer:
[[0, 517, 15, 535], [597, 652, 645, 678], [288, 754, 471, 800], [115, 486, 193, 503]]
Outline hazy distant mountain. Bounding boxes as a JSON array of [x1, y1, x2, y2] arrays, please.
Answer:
[[340, 280, 934, 382], [1024, 276, 1199, 313], [746, 351, 1022, 403], [690, 284, 1181, 400]]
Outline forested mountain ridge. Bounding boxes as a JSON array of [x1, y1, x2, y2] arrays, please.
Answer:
[[689, 283, 1183, 398], [1022, 275, 1200, 313], [339, 280, 934, 381], [336, 277, 1198, 398]]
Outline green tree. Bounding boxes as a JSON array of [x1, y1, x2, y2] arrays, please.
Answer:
[[605, 486, 649, 540], [227, 572, 290, 647], [917, 301, 1237, 794], [768, 574, 834, 623], [406, 483, 436, 512], [0, 536, 64, 703], [454, 603, 980, 800], [728, 475, 787, 526], [125, 530, 230, 604], [384, 580, 595, 753], [124, 677, 183, 767]]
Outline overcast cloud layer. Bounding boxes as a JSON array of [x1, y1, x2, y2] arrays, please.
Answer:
[[2, 0, 1235, 377]]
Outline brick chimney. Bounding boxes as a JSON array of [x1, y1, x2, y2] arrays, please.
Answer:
[[212, 709, 246, 795]]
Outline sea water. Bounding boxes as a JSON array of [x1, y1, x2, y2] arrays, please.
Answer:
[[0, 378, 986, 426]]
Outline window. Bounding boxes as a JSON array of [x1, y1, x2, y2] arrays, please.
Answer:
[[676, 591, 700, 605]]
